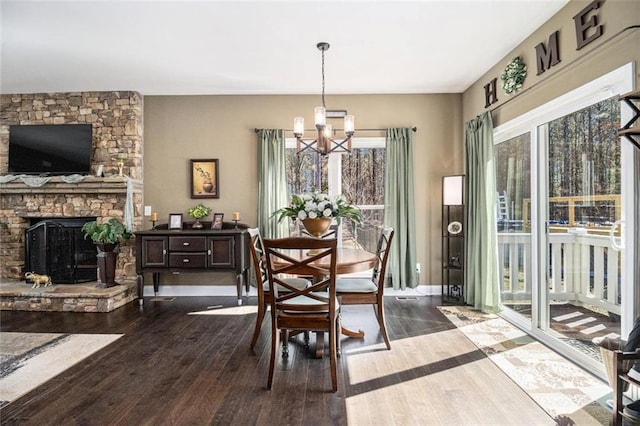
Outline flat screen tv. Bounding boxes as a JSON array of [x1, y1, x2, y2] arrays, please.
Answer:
[[8, 124, 93, 176]]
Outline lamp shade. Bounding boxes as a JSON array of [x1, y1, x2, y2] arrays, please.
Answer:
[[443, 175, 464, 205]]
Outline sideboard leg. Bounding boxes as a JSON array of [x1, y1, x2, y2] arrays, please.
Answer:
[[244, 269, 250, 296], [236, 273, 243, 305], [136, 273, 144, 306], [153, 272, 160, 297]]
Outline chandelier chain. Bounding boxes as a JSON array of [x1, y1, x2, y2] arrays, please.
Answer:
[[321, 48, 326, 108]]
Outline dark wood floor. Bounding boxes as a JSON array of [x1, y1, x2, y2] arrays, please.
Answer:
[[0, 295, 554, 425]]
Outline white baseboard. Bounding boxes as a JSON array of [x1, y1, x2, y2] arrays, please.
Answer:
[[143, 284, 442, 297], [143, 285, 242, 297], [386, 285, 441, 296]]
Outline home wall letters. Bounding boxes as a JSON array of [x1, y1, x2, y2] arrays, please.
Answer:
[[483, 0, 605, 108]]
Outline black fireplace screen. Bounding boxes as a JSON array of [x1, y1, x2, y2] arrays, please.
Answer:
[[25, 218, 97, 284]]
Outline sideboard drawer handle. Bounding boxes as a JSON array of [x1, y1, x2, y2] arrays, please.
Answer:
[[183, 242, 190, 246], [163, 249, 167, 255], [183, 259, 190, 263], [208, 249, 211, 255]]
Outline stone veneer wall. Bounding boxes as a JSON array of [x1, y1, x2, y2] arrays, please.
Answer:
[[0, 91, 144, 282]]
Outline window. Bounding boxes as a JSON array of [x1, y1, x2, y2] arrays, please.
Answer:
[[285, 137, 385, 251]]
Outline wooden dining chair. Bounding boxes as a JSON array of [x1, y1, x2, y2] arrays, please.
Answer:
[[262, 236, 340, 392], [336, 227, 394, 350], [247, 228, 311, 351]]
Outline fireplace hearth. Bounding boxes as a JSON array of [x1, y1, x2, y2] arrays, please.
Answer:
[[25, 218, 97, 284]]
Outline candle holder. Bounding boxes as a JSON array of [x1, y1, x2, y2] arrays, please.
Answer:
[[150, 213, 158, 230], [116, 153, 126, 177], [233, 219, 239, 228]]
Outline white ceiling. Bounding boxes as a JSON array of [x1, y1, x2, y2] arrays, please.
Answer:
[[0, 0, 569, 96]]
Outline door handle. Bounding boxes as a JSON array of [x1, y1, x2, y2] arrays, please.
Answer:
[[610, 219, 624, 251]]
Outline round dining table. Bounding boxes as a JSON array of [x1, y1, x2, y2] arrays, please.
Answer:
[[271, 247, 377, 357], [274, 247, 377, 276]]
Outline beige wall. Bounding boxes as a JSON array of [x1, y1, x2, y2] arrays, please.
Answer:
[[144, 93, 463, 285], [144, 0, 640, 288], [463, 0, 640, 124]]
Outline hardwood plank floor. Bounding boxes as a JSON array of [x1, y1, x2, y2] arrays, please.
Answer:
[[0, 295, 555, 425]]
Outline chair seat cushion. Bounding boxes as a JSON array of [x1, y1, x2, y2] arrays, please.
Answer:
[[263, 277, 310, 292], [336, 278, 377, 293], [281, 293, 339, 312]]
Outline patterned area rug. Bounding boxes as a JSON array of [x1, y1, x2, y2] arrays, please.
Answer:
[[0, 332, 122, 408], [437, 306, 611, 425]]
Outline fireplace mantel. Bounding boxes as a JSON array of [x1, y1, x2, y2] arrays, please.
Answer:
[[0, 174, 143, 282], [0, 176, 142, 195]]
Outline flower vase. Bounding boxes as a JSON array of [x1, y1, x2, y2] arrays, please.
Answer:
[[302, 218, 332, 255], [202, 180, 214, 193], [192, 218, 204, 229]]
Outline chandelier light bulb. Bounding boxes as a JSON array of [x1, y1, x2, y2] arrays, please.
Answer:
[[344, 115, 355, 135], [314, 106, 326, 128], [294, 117, 304, 137], [324, 123, 333, 138]]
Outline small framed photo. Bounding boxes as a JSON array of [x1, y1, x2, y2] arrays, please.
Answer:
[[191, 159, 219, 199], [212, 213, 224, 230], [169, 213, 183, 230]]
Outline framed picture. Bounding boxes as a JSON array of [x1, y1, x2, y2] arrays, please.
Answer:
[[190, 159, 219, 199], [168, 213, 183, 230], [212, 213, 224, 230]]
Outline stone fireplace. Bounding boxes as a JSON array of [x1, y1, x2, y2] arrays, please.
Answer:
[[0, 91, 144, 286]]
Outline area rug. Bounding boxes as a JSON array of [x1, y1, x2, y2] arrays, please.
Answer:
[[437, 306, 611, 425], [0, 332, 122, 408]]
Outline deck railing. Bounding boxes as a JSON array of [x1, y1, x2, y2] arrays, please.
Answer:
[[499, 229, 622, 315]]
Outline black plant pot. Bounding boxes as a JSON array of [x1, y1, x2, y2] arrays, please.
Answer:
[[96, 243, 119, 288]]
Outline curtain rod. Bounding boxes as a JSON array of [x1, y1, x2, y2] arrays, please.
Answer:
[[254, 127, 417, 133], [489, 25, 639, 114]]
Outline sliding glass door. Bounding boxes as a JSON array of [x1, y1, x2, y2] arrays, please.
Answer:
[[494, 63, 636, 376], [495, 133, 532, 322], [540, 97, 624, 357]]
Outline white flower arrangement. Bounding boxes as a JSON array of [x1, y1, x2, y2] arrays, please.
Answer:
[[272, 191, 363, 224], [500, 56, 527, 95]]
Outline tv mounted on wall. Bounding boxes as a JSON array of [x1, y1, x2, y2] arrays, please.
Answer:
[[8, 124, 93, 176]]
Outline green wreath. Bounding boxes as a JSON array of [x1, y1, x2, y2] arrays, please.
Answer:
[[500, 56, 527, 95]]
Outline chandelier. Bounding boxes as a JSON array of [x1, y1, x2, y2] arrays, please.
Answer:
[[294, 42, 354, 156]]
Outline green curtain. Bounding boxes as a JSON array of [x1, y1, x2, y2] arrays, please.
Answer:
[[257, 129, 288, 239], [384, 128, 417, 290], [464, 112, 500, 313]]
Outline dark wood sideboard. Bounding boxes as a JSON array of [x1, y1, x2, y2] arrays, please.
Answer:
[[134, 222, 250, 305]]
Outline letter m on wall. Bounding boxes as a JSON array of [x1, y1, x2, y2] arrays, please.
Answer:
[[535, 30, 560, 75]]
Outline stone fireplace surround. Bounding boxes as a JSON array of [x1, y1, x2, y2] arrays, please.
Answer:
[[0, 91, 144, 310]]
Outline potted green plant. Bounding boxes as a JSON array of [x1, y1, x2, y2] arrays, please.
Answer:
[[187, 203, 211, 229], [82, 218, 131, 288]]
